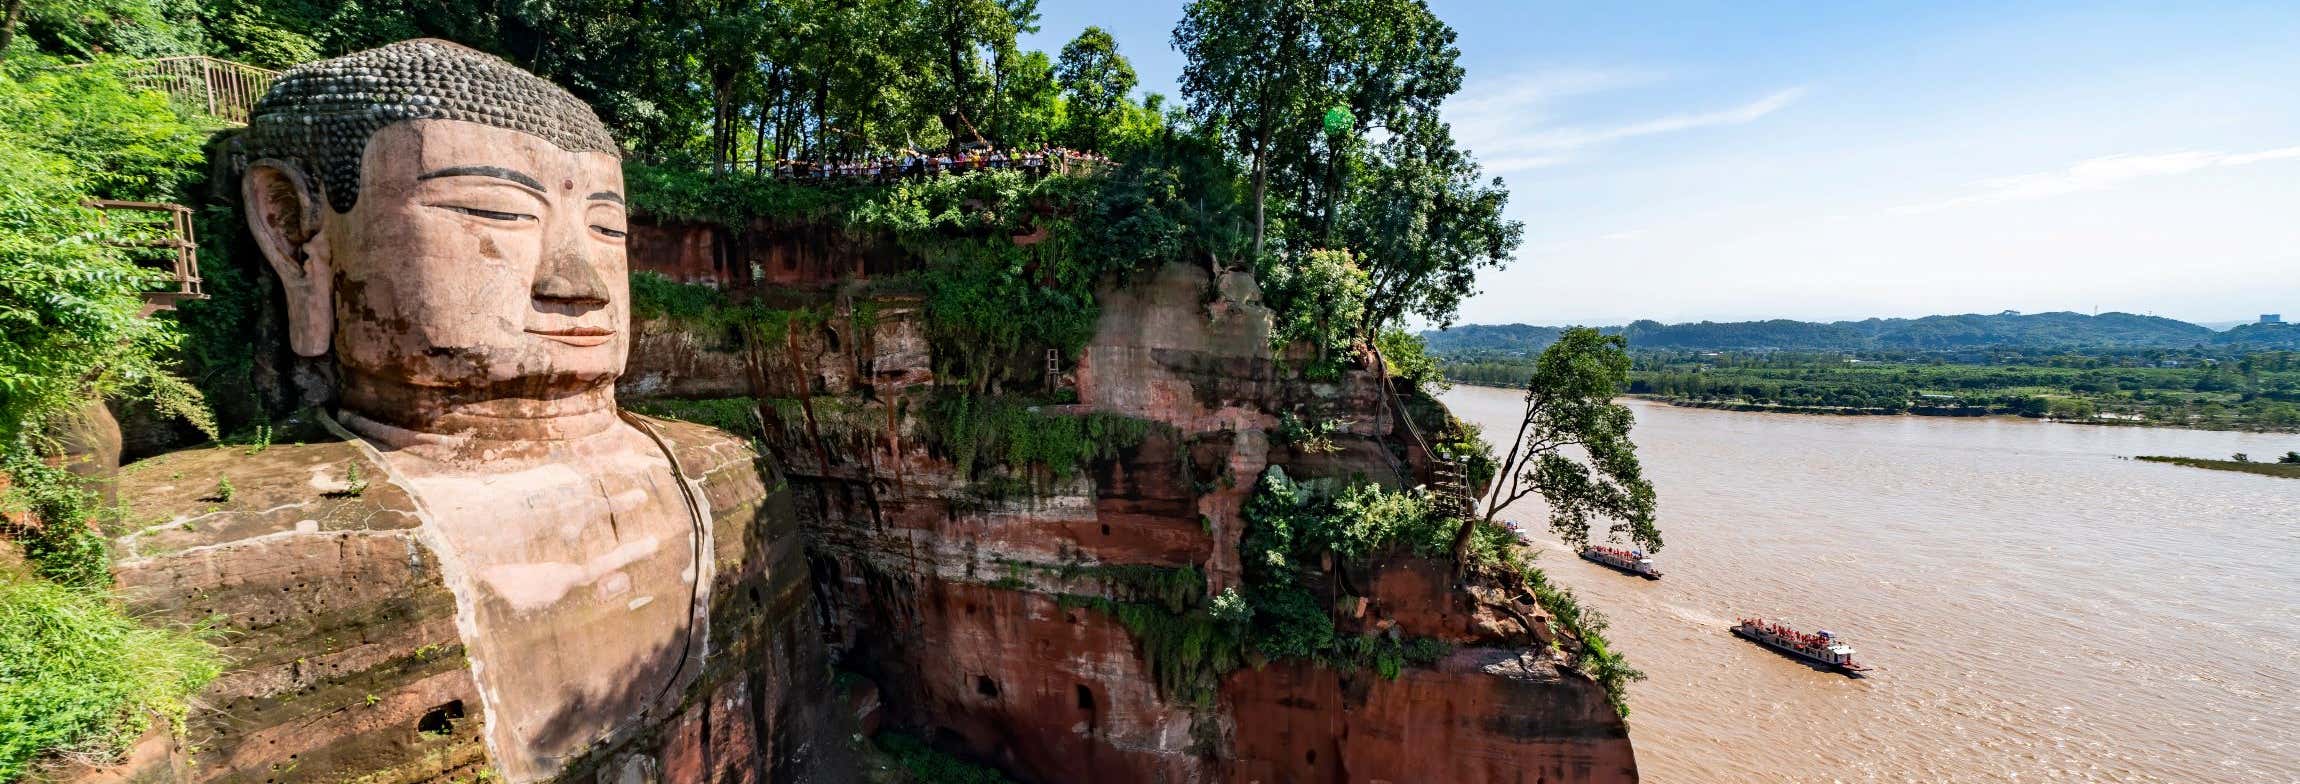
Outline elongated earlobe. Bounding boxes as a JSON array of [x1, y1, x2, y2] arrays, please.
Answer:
[[243, 160, 334, 357]]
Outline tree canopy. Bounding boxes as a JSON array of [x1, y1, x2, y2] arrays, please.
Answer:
[[1174, 0, 1519, 333]]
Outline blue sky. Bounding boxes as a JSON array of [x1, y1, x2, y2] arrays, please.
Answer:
[[1022, 2, 2300, 326]]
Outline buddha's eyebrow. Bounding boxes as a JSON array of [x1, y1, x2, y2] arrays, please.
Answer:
[[587, 191, 625, 205], [417, 165, 544, 192]]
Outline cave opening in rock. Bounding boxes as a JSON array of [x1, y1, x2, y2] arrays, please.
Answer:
[[417, 700, 465, 735], [975, 675, 999, 699]]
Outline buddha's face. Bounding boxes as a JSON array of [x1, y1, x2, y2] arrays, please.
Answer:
[[249, 119, 630, 397]]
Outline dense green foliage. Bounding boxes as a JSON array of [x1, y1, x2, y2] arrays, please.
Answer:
[[1234, 469, 1453, 664], [1375, 328, 1444, 391], [0, 571, 223, 781], [849, 166, 1230, 388], [1, 457, 112, 589], [1260, 248, 1367, 379], [1471, 328, 1659, 555], [1237, 465, 1633, 715], [922, 394, 1155, 483], [0, 65, 226, 778], [0, 58, 215, 448]]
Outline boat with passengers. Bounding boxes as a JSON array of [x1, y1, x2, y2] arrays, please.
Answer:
[[1580, 544, 1662, 579], [1732, 618, 1871, 674]]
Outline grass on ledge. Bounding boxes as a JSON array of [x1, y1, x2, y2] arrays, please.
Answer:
[[0, 572, 224, 780], [2134, 455, 2300, 479]]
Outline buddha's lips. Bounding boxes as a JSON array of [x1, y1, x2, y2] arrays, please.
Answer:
[[527, 326, 615, 347]]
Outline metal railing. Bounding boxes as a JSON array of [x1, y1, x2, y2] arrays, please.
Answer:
[[718, 153, 1115, 183], [72, 56, 280, 125]]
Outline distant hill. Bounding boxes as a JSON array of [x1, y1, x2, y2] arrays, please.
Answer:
[[1422, 311, 2253, 355], [2216, 322, 2300, 349]]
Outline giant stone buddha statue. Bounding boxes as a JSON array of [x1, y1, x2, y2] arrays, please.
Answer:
[[188, 39, 801, 782]]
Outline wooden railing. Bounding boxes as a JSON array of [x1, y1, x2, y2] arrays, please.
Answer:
[[85, 200, 205, 314], [73, 56, 280, 125]]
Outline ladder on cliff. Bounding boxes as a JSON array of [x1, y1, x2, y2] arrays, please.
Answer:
[[1368, 342, 1477, 518], [1428, 460, 1474, 520]]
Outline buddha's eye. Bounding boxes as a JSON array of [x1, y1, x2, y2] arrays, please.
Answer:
[[591, 225, 627, 239], [440, 205, 537, 222]]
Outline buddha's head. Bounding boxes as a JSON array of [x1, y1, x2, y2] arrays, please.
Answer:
[[239, 40, 628, 430]]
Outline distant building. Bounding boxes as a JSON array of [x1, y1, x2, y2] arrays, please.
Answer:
[[2264, 314, 2284, 325]]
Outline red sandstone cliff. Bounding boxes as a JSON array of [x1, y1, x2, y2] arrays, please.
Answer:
[[662, 247, 1639, 783]]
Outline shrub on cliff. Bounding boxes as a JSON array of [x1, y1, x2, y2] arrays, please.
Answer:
[[0, 571, 223, 781], [1261, 249, 1369, 380]]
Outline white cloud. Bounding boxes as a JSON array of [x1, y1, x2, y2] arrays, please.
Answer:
[[1893, 145, 2300, 214], [1449, 69, 1806, 174], [1504, 88, 1806, 156]]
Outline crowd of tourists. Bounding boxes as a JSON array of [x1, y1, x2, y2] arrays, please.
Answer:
[[756, 146, 1112, 182]]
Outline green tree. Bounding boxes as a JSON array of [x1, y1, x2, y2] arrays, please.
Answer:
[[1054, 25, 1136, 149], [1342, 113, 1520, 333], [913, 0, 1039, 149], [1174, 0, 1318, 258], [3, 0, 200, 60], [1461, 328, 1658, 565]]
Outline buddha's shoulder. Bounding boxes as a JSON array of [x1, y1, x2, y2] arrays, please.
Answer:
[[624, 413, 779, 507], [112, 430, 424, 563]]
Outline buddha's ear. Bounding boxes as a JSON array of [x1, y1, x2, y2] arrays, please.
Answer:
[[242, 159, 333, 357]]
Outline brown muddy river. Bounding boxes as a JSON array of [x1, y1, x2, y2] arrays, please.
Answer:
[[1442, 387, 2299, 783]]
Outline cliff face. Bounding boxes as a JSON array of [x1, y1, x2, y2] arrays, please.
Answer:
[[653, 235, 1638, 783]]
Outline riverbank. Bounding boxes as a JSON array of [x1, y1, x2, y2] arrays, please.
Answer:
[[2134, 455, 2300, 479]]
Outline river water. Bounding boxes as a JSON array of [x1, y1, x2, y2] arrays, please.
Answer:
[[1441, 387, 2300, 784]]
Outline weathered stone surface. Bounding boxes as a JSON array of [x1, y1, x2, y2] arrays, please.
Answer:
[[621, 316, 752, 399], [103, 434, 487, 784], [734, 258, 1633, 783], [820, 569, 1210, 783], [1225, 649, 1638, 784], [64, 415, 837, 784], [629, 221, 742, 288]]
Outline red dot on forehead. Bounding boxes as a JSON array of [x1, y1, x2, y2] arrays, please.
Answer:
[[562, 179, 574, 190]]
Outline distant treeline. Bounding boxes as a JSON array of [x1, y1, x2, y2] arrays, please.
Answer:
[[1424, 312, 2300, 356], [1443, 348, 2300, 432]]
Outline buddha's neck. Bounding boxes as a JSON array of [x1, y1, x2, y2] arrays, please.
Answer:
[[336, 372, 624, 461]]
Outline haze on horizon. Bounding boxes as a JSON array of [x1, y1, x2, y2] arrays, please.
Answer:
[[1025, 1, 2300, 327]]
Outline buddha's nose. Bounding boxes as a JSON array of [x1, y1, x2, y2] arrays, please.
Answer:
[[532, 240, 609, 306]]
